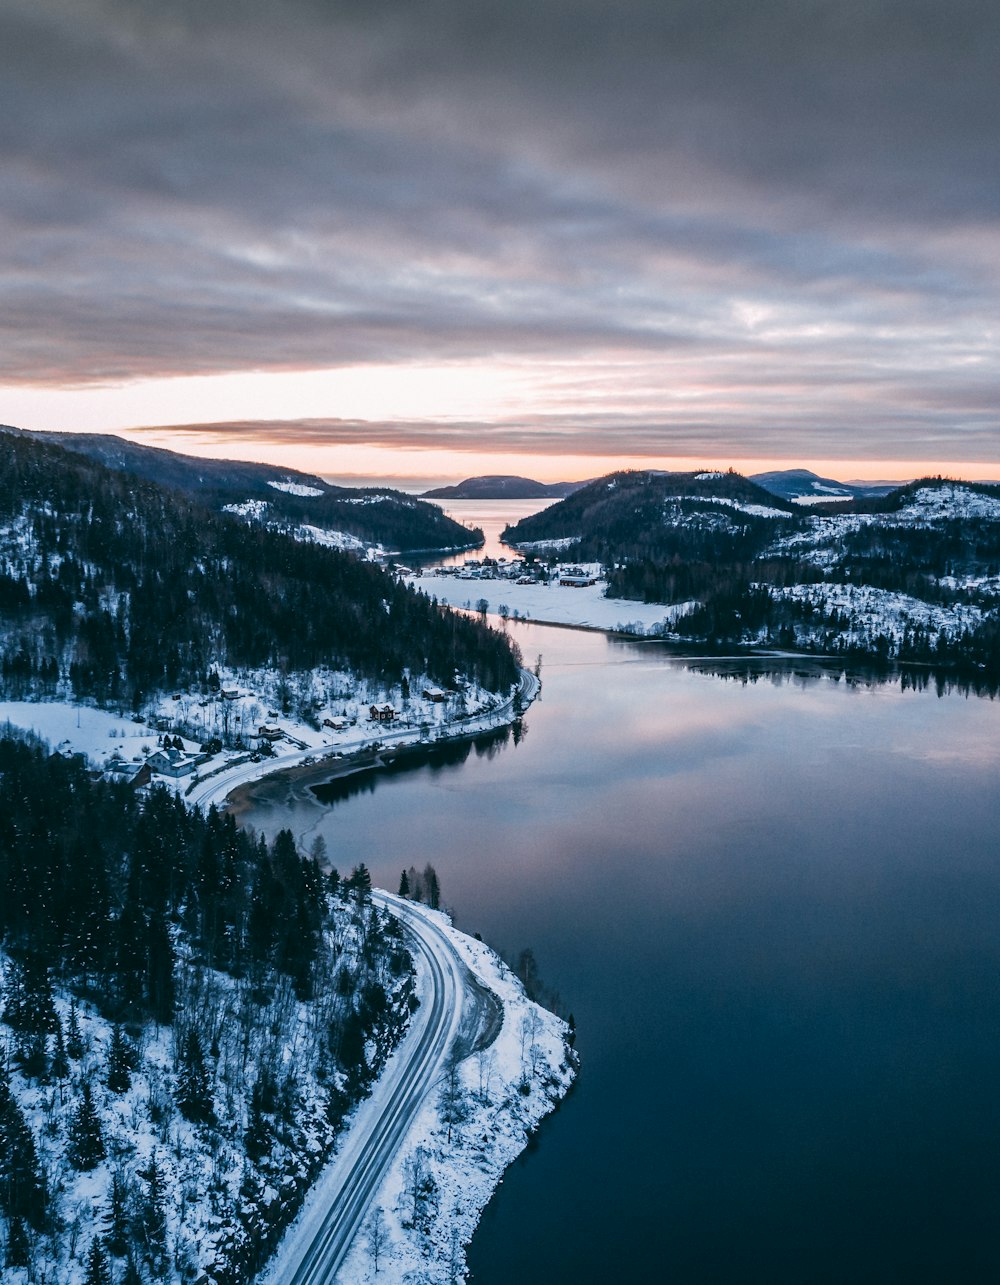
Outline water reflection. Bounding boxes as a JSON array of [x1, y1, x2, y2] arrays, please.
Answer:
[[237, 621, 1000, 1284], [310, 726, 514, 806]]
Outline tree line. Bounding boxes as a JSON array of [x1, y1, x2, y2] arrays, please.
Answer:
[[0, 431, 518, 707]]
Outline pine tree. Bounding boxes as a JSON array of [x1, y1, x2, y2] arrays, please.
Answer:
[[398, 869, 410, 897], [68, 1081, 105, 1171], [138, 1153, 167, 1272], [66, 1001, 85, 1059], [423, 863, 440, 910], [84, 1236, 111, 1285], [103, 1168, 130, 1257], [106, 1025, 132, 1095], [244, 1073, 271, 1163], [50, 1019, 70, 1081], [0, 1091, 48, 1228], [146, 910, 176, 1025], [4, 1214, 30, 1268], [176, 1029, 213, 1123]]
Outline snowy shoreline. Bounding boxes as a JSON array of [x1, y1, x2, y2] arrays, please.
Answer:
[[0, 668, 576, 1282], [264, 897, 577, 1285]]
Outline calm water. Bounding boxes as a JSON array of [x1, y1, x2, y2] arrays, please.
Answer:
[[240, 624, 1000, 1284], [417, 498, 554, 565]]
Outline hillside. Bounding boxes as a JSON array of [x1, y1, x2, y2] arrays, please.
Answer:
[[0, 428, 518, 710], [0, 729, 415, 1284], [421, 474, 587, 500], [750, 468, 900, 505], [504, 470, 1000, 672], [16, 429, 480, 556]]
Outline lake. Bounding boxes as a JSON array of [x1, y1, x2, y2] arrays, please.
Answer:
[[238, 622, 1000, 1283], [415, 497, 553, 565]]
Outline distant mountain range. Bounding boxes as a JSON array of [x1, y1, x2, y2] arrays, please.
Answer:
[[422, 468, 902, 505], [13, 428, 479, 554], [749, 468, 901, 504], [421, 474, 589, 500]]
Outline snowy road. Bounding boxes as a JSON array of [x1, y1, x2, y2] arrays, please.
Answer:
[[269, 894, 473, 1284], [186, 668, 539, 814]]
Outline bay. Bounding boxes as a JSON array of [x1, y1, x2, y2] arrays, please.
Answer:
[[238, 617, 1000, 1284]]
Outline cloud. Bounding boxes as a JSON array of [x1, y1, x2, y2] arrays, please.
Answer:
[[2, 0, 1000, 460]]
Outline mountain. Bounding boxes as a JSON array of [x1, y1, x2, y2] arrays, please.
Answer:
[[18, 428, 481, 554], [421, 474, 588, 500], [750, 467, 901, 504], [0, 427, 518, 705], [504, 468, 798, 550], [505, 469, 1000, 674]]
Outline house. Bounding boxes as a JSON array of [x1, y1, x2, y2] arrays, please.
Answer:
[[369, 703, 397, 722], [323, 716, 349, 730], [221, 688, 241, 700], [103, 760, 153, 789], [257, 724, 283, 742], [147, 747, 197, 778], [422, 687, 449, 702], [559, 566, 598, 587]]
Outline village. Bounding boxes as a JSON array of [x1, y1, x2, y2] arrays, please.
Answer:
[[0, 662, 537, 811]]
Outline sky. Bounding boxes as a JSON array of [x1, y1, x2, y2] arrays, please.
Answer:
[[2, 0, 999, 485]]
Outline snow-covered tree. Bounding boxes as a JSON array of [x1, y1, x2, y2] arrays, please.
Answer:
[[68, 1081, 105, 1171]]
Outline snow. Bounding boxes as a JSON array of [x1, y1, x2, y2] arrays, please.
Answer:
[[0, 701, 164, 764], [894, 484, 1000, 522], [323, 899, 576, 1285], [0, 894, 415, 1285], [694, 471, 724, 480], [222, 499, 270, 519], [510, 535, 582, 551], [690, 495, 790, 519], [296, 523, 388, 558], [267, 479, 325, 497], [414, 574, 687, 635], [766, 582, 986, 650], [0, 663, 537, 814]]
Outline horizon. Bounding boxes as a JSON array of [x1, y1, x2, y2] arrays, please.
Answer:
[[2, 3, 999, 481]]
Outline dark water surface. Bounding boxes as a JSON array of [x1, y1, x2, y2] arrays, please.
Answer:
[[239, 623, 1000, 1284]]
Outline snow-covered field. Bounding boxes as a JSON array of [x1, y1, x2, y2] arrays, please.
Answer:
[[414, 573, 688, 635]]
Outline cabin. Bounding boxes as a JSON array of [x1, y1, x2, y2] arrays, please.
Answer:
[[103, 759, 153, 789], [369, 703, 397, 722], [257, 724, 283, 742], [558, 567, 598, 587], [323, 716, 349, 731], [147, 747, 197, 778], [221, 688, 241, 701], [422, 687, 449, 702]]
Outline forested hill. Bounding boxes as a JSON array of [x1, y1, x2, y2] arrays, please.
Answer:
[[0, 429, 517, 705], [504, 469, 1000, 673], [422, 474, 587, 500], [0, 729, 415, 1282], [504, 468, 799, 558], [12, 428, 479, 555]]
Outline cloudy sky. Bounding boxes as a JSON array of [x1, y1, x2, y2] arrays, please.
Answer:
[[2, 0, 999, 482]]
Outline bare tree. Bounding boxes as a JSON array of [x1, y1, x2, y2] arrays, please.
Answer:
[[366, 1206, 390, 1274], [438, 1051, 468, 1146]]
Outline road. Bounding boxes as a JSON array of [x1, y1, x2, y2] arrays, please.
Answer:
[[269, 894, 474, 1284], [186, 668, 539, 813]]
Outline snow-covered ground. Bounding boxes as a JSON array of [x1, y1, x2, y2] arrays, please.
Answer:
[[414, 572, 689, 635], [766, 582, 986, 650], [0, 666, 538, 813], [270, 896, 576, 1285]]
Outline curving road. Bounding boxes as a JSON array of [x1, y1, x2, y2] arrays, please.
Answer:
[[273, 894, 472, 1284], [186, 668, 540, 815]]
